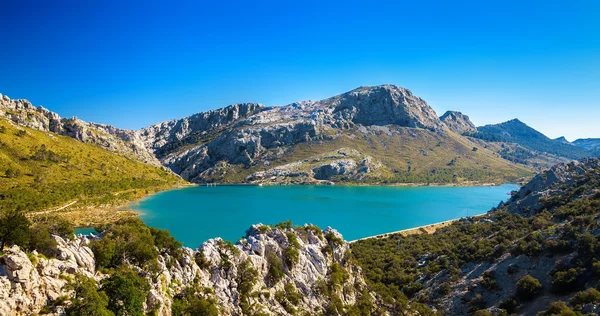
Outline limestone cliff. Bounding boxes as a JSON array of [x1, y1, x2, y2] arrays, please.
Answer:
[[0, 225, 376, 315]]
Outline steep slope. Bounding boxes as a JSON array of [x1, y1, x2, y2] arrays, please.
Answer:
[[472, 119, 590, 160], [352, 158, 600, 315], [0, 118, 184, 225], [140, 85, 531, 184], [0, 93, 160, 166], [440, 111, 477, 134]]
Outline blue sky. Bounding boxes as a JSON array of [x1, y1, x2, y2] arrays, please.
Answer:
[[1, 0, 598, 140]]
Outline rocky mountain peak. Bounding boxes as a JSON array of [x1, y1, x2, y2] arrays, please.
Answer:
[[554, 136, 571, 144], [323, 84, 443, 130], [440, 110, 477, 134]]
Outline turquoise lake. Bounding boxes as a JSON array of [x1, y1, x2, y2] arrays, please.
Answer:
[[128, 184, 518, 248]]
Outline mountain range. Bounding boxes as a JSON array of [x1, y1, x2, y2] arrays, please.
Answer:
[[1, 85, 598, 189]]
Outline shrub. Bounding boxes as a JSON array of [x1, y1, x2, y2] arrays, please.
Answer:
[[480, 271, 500, 291], [569, 288, 600, 308], [150, 227, 182, 257], [172, 287, 219, 316], [538, 301, 576, 316], [65, 274, 113, 316], [101, 267, 151, 316], [266, 251, 284, 286], [468, 294, 486, 312], [498, 298, 517, 313], [516, 275, 542, 300], [284, 232, 300, 269], [91, 218, 158, 269], [438, 282, 451, 296], [551, 268, 583, 293], [0, 207, 31, 249]]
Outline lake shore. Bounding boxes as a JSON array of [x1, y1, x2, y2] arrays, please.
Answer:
[[349, 213, 487, 243]]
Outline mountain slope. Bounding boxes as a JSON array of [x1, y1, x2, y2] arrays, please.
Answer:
[[352, 158, 600, 315], [0, 118, 184, 225], [140, 85, 531, 184], [440, 110, 477, 134], [0, 93, 160, 166], [472, 119, 590, 160], [573, 138, 600, 151]]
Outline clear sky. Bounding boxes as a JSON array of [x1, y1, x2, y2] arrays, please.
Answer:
[[1, 0, 598, 140]]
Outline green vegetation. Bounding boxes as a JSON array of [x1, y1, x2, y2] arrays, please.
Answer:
[[102, 267, 151, 316], [515, 275, 542, 300], [0, 205, 74, 255], [215, 126, 532, 184], [0, 118, 183, 223], [172, 287, 219, 316], [66, 274, 114, 316], [284, 231, 300, 269], [351, 159, 600, 314]]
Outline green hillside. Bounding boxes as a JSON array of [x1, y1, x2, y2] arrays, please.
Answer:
[[352, 159, 600, 315], [217, 127, 532, 185], [0, 119, 185, 223]]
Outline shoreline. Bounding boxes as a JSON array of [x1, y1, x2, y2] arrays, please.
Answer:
[[349, 213, 486, 243]]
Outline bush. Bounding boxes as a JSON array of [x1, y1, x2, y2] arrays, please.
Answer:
[[266, 250, 284, 286], [0, 207, 31, 249], [569, 288, 600, 308], [498, 298, 517, 313], [284, 232, 300, 269], [468, 294, 486, 312], [516, 275, 542, 300], [91, 218, 158, 269], [65, 274, 113, 316], [480, 271, 500, 291], [101, 267, 151, 316], [172, 287, 219, 316], [551, 268, 583, 293], [538, 301, 576, 316], [150, 227, 182, 257]]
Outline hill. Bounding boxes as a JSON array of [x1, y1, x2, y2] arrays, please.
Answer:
[[0, 118, 184, 226], [139, 85, 532, 185], [573, 138, 600, 151], [352, 158, 600, 315], [471, 119, 590, 160]]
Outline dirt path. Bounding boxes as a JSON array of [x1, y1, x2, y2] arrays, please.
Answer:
[[30, 200, 78, 216]]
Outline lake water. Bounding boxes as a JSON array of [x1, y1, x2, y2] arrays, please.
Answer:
[[128, 184, 518, 248]]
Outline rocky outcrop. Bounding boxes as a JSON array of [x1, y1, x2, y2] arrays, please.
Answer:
[[245, 148, 383, 184], [0, 225, 373, 315], [440, 110, 477, 134], [0, 93, 162, 166], [138, 103, 266, 157], [499, 158, 600, 216]]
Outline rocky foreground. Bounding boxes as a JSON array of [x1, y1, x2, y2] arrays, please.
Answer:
[[0, 225, 374, 315]]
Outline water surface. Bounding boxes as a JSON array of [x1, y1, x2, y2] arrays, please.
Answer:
[[132, 184, 517, 248]]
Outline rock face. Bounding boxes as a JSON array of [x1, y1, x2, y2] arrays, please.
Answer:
[[0, 94, 161, 166], [440, 110, 476, 134], [0, 225, 372, 315], [138, 85, 447, 183], [499, 158, 600, 216]]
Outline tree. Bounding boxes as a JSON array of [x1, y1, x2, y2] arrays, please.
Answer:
[[65, 274, 114, 316], [91, 218, 158, 269], [0, 207, 31, 249], [516, 275, 542, 300], [28, 216, 74, 253], [101, 267, 151, 316]]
